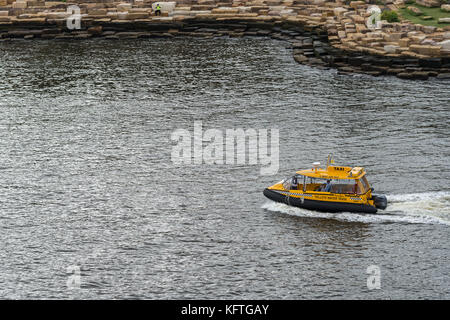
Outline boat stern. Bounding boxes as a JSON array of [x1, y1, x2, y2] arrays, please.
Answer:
[[372, 194, 388, 210]]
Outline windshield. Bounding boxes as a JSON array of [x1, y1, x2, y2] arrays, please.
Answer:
[[359, 176, 370, 193], [283, 175, 303, 191]]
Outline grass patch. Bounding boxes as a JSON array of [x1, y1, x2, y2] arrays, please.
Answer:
[[398, 3, 450, 27], [381, 10, 400, 22]]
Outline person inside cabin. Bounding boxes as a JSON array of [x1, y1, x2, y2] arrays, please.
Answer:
[[291, 176, 298, 190], [155, 3, 162, 16], [321, 179, 332, 192]]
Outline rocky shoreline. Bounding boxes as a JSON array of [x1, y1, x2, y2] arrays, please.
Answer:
[[1, 0, 450, 80]]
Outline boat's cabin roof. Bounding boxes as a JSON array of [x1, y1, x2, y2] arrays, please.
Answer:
[[296, 166, 366, 180]]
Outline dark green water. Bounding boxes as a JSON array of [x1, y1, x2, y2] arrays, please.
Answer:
[[0, 37, 449, 299]]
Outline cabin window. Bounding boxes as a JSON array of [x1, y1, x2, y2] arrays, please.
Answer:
[[305, 178, 360, 194], [304, 178, 334, 192], [330, 179, 360, 194], [360, 176, 370, 193]]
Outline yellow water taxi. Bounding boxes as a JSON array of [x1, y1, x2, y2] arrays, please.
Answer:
[[264, 156, 387, 213]]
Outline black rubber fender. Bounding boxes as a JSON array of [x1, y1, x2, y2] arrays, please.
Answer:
[[372, 194, 387, 210]]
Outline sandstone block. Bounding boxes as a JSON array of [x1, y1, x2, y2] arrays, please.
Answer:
[[415, 0, 440, 7], [94, 18, 110, 23], [294, 54, 308, 63], [437, 73, 450, 79], [117, 12, 128, 20], [238, 6, 252, 13], [407, 6, 423, 16], [411, 34, 427, 43], [152, 2, 176, 13], [351, 15, 365, 24], [15, 17, 46, 24], [151, 17, 173, 22], [117, 3, 132, 12], [349, 1, 365, 10], [44, 2, 64, 8], [89, 9, 108, 16], [388, 33, 403, 41], [211, 7, 239, 14], [399, 38, 410, 47], [106, 12, 118, 19], [12, 1, 27, 9], [126, 12, 149, 20], [333, 7, 347, 17], [423, 26, 436, 34], [440, 39, 450, 51], [356, 24, 367, 33], [46, 12, 70, 19], [87, 25, 102, 35], [397, 72, 414, 79], [410, 44, 441, 56], [170, 10, 191, 16], [384, 44, 400, 53], [411, 71, 429, 80]]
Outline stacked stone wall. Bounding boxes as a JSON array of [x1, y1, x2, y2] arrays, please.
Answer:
[[0, 0, 449, 79]]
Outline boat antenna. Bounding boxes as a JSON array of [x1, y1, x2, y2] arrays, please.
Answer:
[[327, 154, 334, 169]]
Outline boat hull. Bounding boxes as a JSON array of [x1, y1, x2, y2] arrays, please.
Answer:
[[263, 188, 378, 214]]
